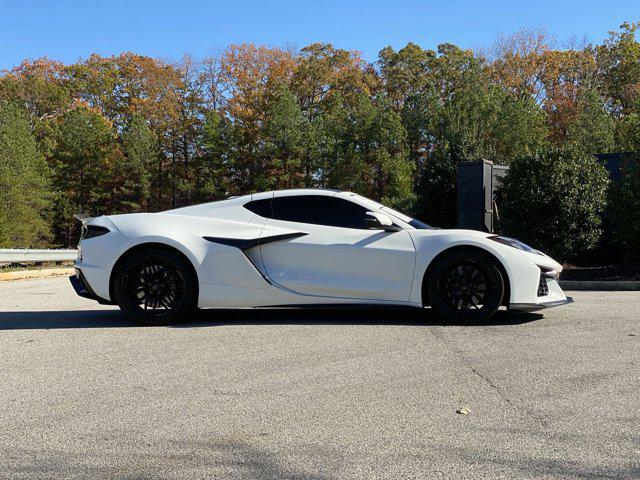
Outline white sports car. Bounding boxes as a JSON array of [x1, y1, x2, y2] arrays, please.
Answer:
[[70, 189, 572, 324]]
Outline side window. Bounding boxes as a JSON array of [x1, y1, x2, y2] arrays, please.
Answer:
[[271, 195, 369, 229], [244, 199, 273, 218]]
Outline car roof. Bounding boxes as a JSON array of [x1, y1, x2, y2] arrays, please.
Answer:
[[249, 188, 343, 201], [164, 189, 347, 214]]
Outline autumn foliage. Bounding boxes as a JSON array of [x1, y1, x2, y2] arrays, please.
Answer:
[[2, 22, 640, 259]]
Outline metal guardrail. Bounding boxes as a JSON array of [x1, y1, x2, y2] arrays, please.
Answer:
[[0, 249, 78, 263]]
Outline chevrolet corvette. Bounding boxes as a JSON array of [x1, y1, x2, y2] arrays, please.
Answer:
[[70, 189, 572, 324]]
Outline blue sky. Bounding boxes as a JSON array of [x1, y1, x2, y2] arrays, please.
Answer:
[[1, 0, 639, 69]]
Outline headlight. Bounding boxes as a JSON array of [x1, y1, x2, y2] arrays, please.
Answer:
[[488, 236, 543, 255]]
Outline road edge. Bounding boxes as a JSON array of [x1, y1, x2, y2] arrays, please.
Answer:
[[0, 267, 75, 282], [2, 270, 639, 291], [560, 280, 640, 291]]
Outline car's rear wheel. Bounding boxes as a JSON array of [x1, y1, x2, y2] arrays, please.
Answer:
[[426, 250, 504, 323], [114, 248, 196, 325]]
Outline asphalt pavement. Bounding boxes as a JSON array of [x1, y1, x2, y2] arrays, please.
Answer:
[[0, 277, 638, 479]]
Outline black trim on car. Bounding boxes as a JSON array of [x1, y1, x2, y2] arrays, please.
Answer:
[[537, 266, 560, 297], [509, 297, 574, 311], [69, 269, 115, 305], [81, 225, 110, 240], [203, 232, 307, 286], [537, 274, 550, 296], [203, 232, 307, 251]]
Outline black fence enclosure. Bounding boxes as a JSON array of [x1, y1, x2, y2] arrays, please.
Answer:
[[457, 160, 508, 233]]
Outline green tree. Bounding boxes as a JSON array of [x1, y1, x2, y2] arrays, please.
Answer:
[[411, 48, 546, 227], [565, 89, 615, 154], [315, 93, 413, 208], [616, 112, 640, 151], [498, 148, 609, 261], [51, 105, 121, 246], [378, 42, 435, 109], [263, 86, 305, 189], [401, 87, 441, 168], [314, 93, 367, 193], [367, 96, 414, 209], [596, 22, 640, 114], [119, 114, 156, 211], [192, 110, 239, 200], [0, 102, 51, 247]]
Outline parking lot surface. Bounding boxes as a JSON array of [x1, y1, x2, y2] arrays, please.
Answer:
[[1, 277, 638, 479]]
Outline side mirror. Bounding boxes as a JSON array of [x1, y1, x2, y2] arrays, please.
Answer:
[[365, 211, 402, 232]]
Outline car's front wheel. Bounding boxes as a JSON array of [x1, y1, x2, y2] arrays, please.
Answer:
[[426, 249, 505, 323], [113, 248, 196, 325]]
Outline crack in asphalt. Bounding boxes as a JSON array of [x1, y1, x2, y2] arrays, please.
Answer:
[[429, 325, 515, 405], [425, 325, 553, 427]]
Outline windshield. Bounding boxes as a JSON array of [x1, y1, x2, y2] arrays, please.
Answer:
[[339, 193, 434, 229], [351, 194, 432, 228], [380, 206, 432, 229]]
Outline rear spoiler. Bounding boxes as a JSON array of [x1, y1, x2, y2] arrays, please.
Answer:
[[74, 213, 95, 224]]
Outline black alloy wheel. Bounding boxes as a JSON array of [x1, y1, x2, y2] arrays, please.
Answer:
[[427, 250, 504, 322], [114, 248, 196, 325]]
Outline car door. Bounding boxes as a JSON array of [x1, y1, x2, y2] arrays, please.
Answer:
[[257, 193, 416, 302]]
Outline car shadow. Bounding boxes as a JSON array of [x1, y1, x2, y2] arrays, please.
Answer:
[[0, 307, 543, 330]]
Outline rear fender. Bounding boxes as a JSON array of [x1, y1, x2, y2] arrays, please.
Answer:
[[107, 213, 306, 293]]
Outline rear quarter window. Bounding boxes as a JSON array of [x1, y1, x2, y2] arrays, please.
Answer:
[[244, 199, 273, 218]]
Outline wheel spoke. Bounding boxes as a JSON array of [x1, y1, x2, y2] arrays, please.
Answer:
[[120, 255, 187, 319], [438, 258, 502, 316]]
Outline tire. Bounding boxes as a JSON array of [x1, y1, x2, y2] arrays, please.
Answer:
[[426, 249, 504, 323], [113, 248, 196, 325]]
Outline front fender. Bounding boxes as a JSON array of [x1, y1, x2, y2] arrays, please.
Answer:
[[408, 230, 562, 305]]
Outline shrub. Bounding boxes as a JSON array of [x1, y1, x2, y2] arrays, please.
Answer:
[[498, 148, 609, 262], [415, 154, 458, 228]]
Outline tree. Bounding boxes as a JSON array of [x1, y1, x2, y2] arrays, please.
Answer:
[[119, 115, 156, 211], [564, 89, 615, 154], [292, 43, 377, 117], [616, 112, 640, 151], [218, 44, 297, 192], [0, 58, 72, 156], [365, 95, 413, 209], [220, 43, 296, 124], [51, 104, 121, 246], [411, 45, 547, 227], [0, 102, 51, 247], [68, 53, 188, 210], [488, 27, 552, 103], [263, 86, 305, 189], [596, 22, 640, 114], [192, 110, 239, 200], [498, 148, 609, 261], [538, 48, 601, 146], [311, 92, 413, 208], [378, 42, 435, 109]]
